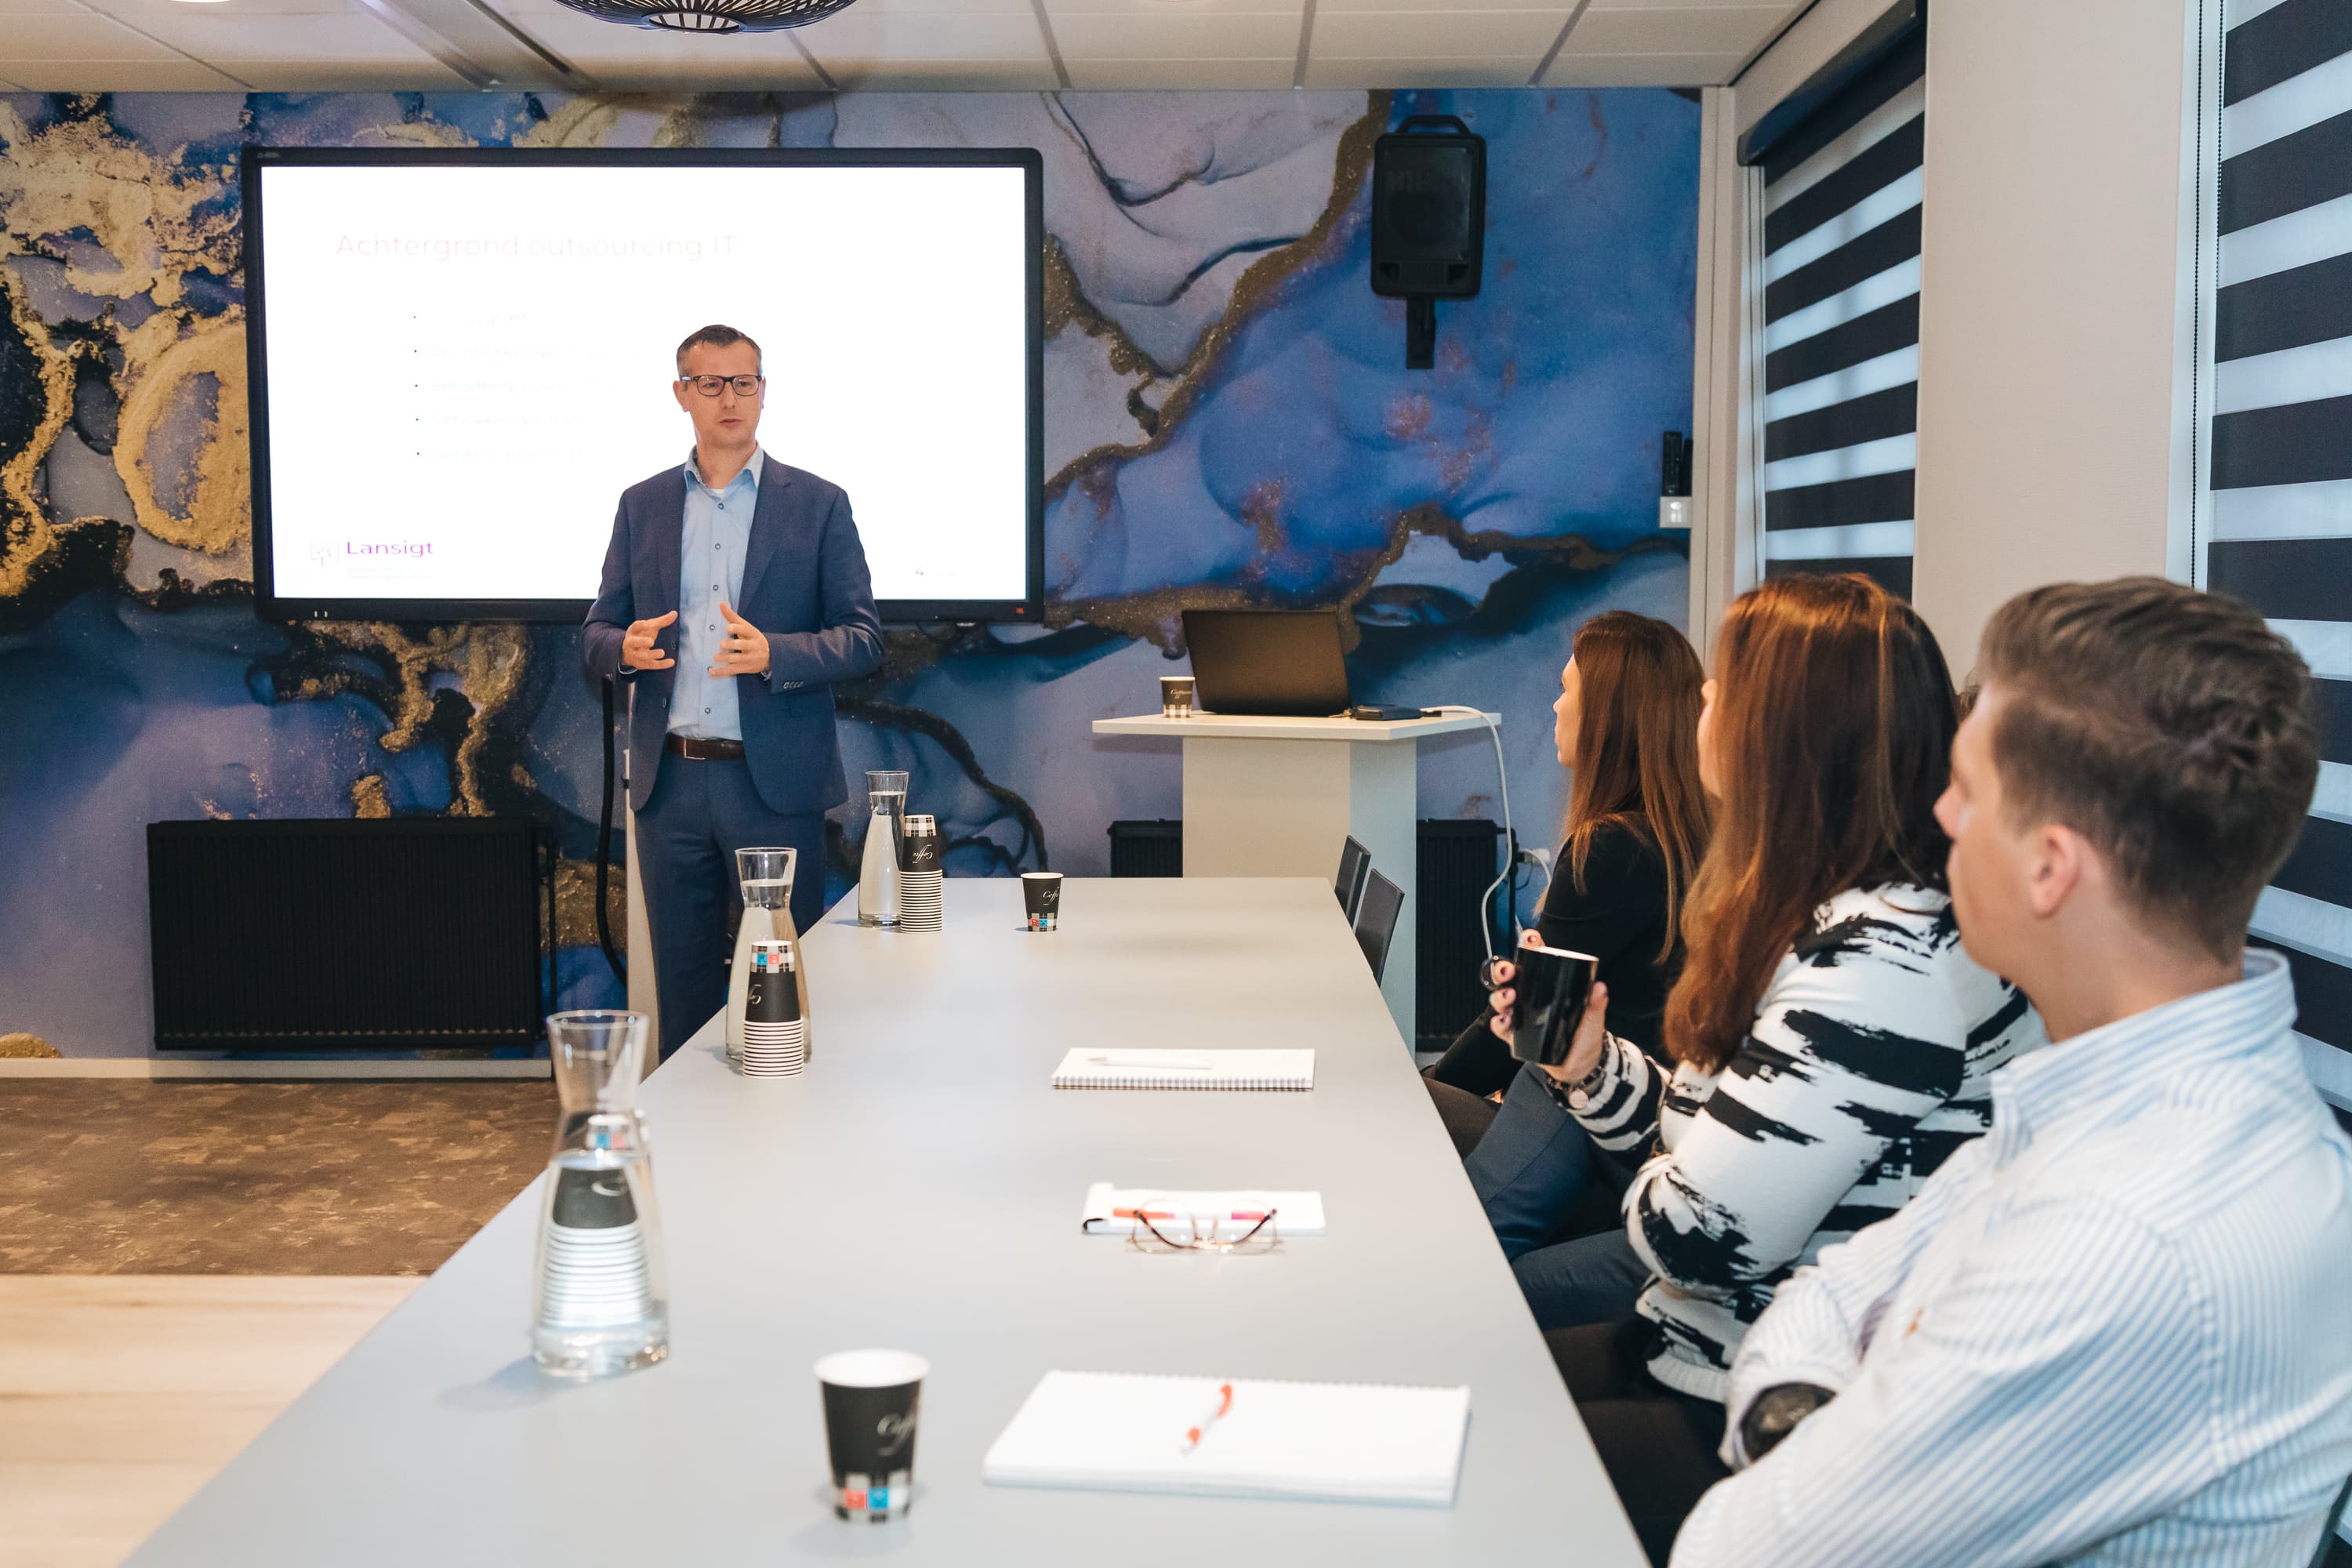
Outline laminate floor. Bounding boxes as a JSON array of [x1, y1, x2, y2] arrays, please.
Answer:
[[0, 1275, 417, 1567], [0, 1080, 555, 1275]]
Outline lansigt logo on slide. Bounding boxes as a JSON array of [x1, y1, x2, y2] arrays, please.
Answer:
[[316, 539, 437, 576]]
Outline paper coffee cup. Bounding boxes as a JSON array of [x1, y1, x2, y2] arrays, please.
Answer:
[[1020, 870, 1062, 931], [816, 1349, 927, 1522], [1507, 943, 1599, 1068]]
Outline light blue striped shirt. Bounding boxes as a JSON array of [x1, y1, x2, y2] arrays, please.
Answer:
[[667, 446, 761, 741], [1675, 948, 2352, 1567]]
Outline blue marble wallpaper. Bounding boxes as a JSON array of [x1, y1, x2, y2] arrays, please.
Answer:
[[0, 86, 1697, 1058]]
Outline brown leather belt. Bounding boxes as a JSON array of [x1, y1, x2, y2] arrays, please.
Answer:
[[665, 734, 746, 761]]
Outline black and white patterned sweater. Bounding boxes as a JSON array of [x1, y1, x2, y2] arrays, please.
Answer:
[[1544, 883, 2045, 1401]]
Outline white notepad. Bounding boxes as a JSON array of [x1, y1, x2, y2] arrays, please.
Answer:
[[1050, 1049, 1315, 1091], [983, 1370, 1469, 1506], [1078, 1182, 1327, 1236]]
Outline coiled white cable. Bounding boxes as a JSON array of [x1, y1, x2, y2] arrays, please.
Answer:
[[1425, 705, 1546, 967]]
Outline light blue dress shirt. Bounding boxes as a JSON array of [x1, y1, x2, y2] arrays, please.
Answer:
[[1675, 948, 2352, 1567], [667, 446, 761, 741]]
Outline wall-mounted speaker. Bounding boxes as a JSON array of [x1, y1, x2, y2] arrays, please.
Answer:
[[1370, 114, 1486, 369]]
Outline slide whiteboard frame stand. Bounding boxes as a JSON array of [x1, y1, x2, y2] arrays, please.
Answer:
[[238, 143, 1045, 627]]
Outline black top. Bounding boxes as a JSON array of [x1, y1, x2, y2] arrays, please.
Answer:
[[1531, 819, 1676, 1055], [1426, 818, 1680, 1097]]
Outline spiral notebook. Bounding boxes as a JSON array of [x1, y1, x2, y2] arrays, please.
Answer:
[[982, 1370, 1469, 1506], [1050, 1049, 1316, 1091]]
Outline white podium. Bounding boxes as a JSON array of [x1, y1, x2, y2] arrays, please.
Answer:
[[1091, 710, 1501, 1044]]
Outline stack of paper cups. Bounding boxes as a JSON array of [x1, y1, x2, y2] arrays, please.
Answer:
[[536, 1166, 656, 1330], [741, 939, 806, 1077], [897, 814, 943, 933]]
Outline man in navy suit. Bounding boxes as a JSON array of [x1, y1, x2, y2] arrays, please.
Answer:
[[583, 324, 882, 1060]]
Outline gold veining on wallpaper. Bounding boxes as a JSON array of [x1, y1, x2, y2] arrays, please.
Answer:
[[114, 318, 249, 556], [514, 98, 630, 149], [303, 623, 531, 816], [1042, 93, 1390, 503], [350, 774, 391, 818], [358, 120, 477, 150], [1041, 235, 1160, 383], [0, 102, 237, 307], [0, 268, 76, 600]]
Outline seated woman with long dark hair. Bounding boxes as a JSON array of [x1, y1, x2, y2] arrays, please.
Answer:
[[1486, 574, 2045, 1564], [1424, 612, 1710, 1297]]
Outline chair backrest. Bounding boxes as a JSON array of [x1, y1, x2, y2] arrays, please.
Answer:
[[1334, 836, 1373, 923], [1354, 869, 1404, 983]]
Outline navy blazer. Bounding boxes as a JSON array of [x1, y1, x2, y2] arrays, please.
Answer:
[[582, 456, 884, 816]]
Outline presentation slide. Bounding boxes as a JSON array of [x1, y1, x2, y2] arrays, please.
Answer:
[[252, 159, 1033, 612]]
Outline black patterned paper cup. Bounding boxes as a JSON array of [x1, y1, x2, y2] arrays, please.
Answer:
[[1020, 870, 1062, 931], [815, 1349, 927, 1522]]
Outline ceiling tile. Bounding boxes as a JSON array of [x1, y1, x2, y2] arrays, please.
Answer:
[[1541, 47, 1741, 85], [101, 10, 451, 59], [0, 0, 102, 13], [1301, 54, 1531, 87], [0, 56, 248, 86], [815, 56, 1058, 87], [1062, 55, 1294, 87], [1310, 8, 1566, 57], [848, 0, 1036, 10], [1315, 0, 1570, 10], [82, 0, 361, 17], [1565, 4, 1784, 54], [226, 57, 477, 85], [1042, 0, 1301, 13], [1049, 11, 1296, 57], [0, 13, 180, 57], [792, 7, 1045, 60]]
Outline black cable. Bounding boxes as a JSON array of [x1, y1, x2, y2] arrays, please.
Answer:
[[595, 674, 627, 983]]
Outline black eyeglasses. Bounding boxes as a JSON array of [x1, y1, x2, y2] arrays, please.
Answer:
[[680, 374, 764, 397]]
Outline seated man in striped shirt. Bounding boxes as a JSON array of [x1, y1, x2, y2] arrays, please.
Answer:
[[1672, 578, 2352, 1568]]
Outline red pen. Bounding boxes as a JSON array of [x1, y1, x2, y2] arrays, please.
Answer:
[[1182, 1382, 1234, 1453]]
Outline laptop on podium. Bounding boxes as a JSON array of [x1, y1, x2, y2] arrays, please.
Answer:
[[1180, 610, 1426, 720]]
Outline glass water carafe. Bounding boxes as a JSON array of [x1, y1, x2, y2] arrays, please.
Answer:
[[533, 1010, 669, 1379], [858, 770, 909, 927], [728, 847, 811, 1065]]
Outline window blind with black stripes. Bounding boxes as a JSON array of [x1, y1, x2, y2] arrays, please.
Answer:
[[1753, 28, 1926, 601], [2202, 0, 2352, 1112]]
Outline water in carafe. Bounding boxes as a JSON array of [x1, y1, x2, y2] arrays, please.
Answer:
[[858, 770, 909, 927], [729, 847, 811, 1064], [533, 1011, 668, 1379]]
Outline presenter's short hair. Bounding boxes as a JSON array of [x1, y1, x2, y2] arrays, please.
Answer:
[[1978, 577, 2318, 959], [676, 324, 761, 374]]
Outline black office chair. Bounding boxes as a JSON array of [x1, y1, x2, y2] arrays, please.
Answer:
[[1334, 836, 1373, 924], [1354, 869, 1404, 983]]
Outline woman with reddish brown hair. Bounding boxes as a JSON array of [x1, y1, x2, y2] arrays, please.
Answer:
[[1486, 574, 2045, 1564]]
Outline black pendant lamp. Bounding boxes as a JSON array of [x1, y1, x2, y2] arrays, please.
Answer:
[[554, 0, 858, 32]]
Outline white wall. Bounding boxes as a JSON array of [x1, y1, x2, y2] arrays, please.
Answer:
[[1909, 0, 2204, 676]]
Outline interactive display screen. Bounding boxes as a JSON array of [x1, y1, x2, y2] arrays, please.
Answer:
[[243, 147, 1043, 622]]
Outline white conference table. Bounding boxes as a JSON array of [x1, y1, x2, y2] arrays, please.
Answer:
[[127, 878, 1643, 1567]]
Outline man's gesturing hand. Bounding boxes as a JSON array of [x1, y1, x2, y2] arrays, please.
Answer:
[[622, 609, 677, 671], [710, 601, 770, 677]]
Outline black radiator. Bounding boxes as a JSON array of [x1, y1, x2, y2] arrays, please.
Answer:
[[147, 818, 548, 1053], [1417, 818, 1504, 1048], [1106, 818, 1184, 877]]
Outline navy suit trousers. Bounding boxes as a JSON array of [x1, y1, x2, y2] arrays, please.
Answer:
[[635, 755, 827, 1061]]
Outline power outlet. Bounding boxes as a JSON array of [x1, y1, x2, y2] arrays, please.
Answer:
[[1659, 495, 1693, 530]]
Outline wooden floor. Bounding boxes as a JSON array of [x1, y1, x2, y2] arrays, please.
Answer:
[[0, 1276, 416, 1567]]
